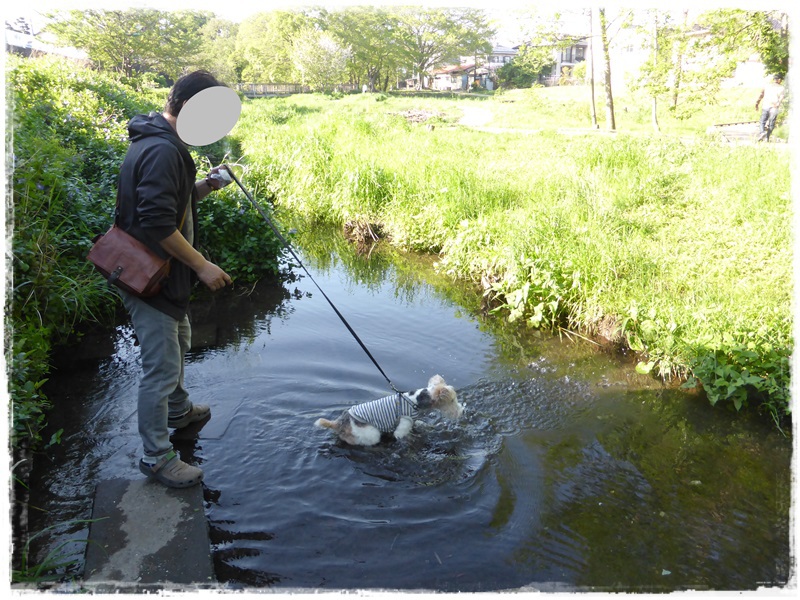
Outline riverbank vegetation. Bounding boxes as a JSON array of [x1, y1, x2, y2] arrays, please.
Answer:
[[231, 89, 791, 428]]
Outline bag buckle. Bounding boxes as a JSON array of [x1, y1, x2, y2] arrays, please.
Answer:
[[108, 266, 123, 287]]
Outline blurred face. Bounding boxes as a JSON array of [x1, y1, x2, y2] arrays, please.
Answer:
[[175, 86, 241, 146]]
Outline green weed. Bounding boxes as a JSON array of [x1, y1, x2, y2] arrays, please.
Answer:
[[12, 519, 105, 584]]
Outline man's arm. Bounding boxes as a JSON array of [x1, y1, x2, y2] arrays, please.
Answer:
[[195, 178, 216, 201], [159, 230, 232, 291], [194, 165, 231, 200]]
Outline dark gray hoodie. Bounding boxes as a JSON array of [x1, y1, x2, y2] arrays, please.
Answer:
[[116, 112, 199, 320]]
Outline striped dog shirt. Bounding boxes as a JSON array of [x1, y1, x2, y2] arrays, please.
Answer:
[[348, 393, 418, 432]]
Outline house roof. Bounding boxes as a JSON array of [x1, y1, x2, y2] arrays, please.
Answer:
[[434, 63, 475, 75]]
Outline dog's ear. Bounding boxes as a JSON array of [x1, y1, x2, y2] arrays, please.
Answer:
[[430, 384, 456, 406]]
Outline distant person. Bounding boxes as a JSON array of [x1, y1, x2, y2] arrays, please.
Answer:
[[116, 70, 238, 488], [755, 74, 785, 142]]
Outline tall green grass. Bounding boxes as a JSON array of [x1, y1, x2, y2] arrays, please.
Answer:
[[231, 88, 791, 426]]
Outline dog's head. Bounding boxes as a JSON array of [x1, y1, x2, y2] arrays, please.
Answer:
[[425, 374, 463, 420]]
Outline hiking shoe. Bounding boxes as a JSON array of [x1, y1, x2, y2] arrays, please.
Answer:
[[168, 404, 211, 429], [139, 450, 203, 488]]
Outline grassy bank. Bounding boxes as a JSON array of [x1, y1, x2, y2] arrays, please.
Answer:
[[230, 88, 792, 427]]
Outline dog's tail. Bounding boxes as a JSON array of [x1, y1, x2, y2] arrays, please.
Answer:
[[314, 418, 338, 430]]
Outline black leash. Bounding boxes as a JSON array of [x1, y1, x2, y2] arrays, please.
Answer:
[[223, 166, 409, 400]]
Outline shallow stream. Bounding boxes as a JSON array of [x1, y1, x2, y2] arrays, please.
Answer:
[[26, 232, 792, 592]]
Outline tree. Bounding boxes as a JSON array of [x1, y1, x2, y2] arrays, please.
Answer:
[[45, 9, 208, 79], [194, 18, 241, 84], [630, 10, 789, 122], [497, 42, 554, 88], [393, 7, 495, 89], [631, 9, 676, 132], [292, 29, 352, 92], [697, 9, 789, 78], [235, 10, 311, 82], [587, 8, 599, 128], [597, 8, 616, 130], [321, 6, 403, 91]]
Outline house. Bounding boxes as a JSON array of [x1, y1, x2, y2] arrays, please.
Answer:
[[432, 63, 473, 91], [5, 22, 88, 62], [432, 45, 518, 91], [541, 38, 589, 85]]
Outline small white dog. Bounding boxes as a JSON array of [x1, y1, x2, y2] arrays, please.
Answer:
[[314, 374, 463, 446]]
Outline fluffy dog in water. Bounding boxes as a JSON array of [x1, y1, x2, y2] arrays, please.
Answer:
[[314, 374, 463, 446]]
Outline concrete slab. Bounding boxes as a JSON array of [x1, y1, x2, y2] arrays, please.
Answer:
[[82, 478, 216, 592]]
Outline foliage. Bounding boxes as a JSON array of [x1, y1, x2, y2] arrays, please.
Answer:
[[685, 330, 791, 430], [6, 56, 153, 451], [235, 10, 311, 82], [198, 186, 286, 283], [293, 29, 352, 92], [45, 8, 211, 79], [629, 9, 790, 122], [496, 43, 553, 89], [697, 10, 789, 78]]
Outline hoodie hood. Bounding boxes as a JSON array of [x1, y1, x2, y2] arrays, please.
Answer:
[[128, 112, 180, 144], [127, 111, 195, 175]]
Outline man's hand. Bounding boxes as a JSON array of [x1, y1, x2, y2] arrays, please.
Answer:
[[205, 165, 233, 191], [159, 230, 232, 292], [196, 259, 233, 292]]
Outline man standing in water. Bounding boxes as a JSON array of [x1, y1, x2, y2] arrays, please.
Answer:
[[116, 70, 239, 487], [755, 73, 786, 142]]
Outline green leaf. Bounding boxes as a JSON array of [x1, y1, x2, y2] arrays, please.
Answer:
[[636, 361, 655, 375]]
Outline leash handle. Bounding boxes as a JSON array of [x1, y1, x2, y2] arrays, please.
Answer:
[[223, 166, 398, 391]]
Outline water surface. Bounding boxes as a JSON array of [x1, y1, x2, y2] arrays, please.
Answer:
[[27, 237, 792, 592]]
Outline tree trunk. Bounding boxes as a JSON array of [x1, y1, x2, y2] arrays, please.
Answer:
[[672, 10, 689, 109], [598, 8, 616, 131]]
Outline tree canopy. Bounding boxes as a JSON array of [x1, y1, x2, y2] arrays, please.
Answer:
[[320, 5, 403, 91], [235, 10, 311, 83], [45, 8, 210, 79], [393, 6, 496, 89]]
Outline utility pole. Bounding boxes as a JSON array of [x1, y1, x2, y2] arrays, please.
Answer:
[[589, 8, 599, 129]]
